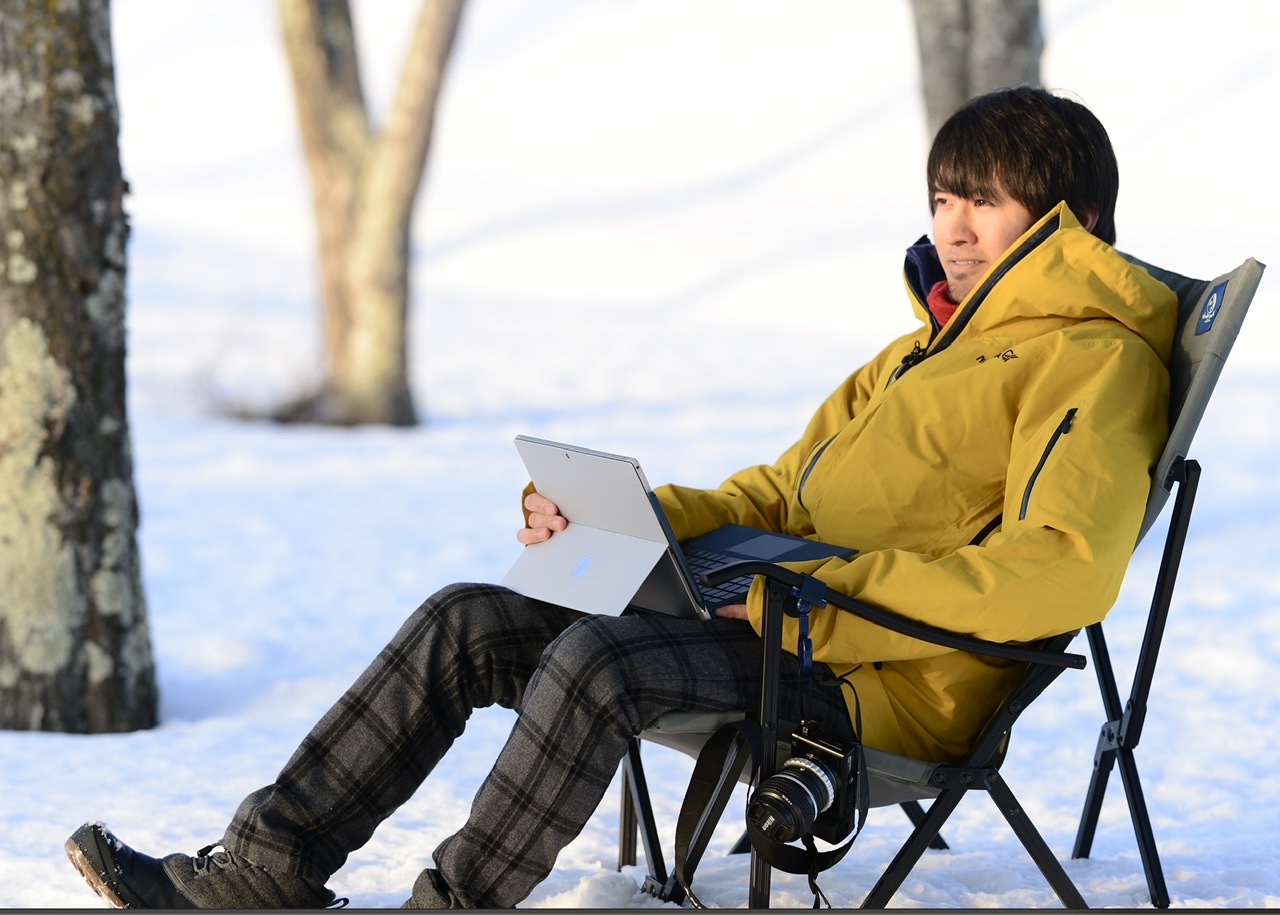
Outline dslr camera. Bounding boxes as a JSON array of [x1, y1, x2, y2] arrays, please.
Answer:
[[745, 720, 860, 844]]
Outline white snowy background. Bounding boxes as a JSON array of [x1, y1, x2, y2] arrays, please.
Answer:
[[2, 0, 1278, 908]]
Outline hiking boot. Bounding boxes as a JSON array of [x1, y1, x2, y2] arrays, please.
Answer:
[[66, 822, 195, 909], [65, 822, 343, 909]]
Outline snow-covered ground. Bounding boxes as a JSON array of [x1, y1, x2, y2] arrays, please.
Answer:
[[2, 0, 1277, 907]]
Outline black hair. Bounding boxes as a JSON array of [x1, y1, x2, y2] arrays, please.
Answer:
[[927, 87, 1119, 245]]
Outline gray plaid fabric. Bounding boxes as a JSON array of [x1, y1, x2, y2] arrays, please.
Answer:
[[221, 582, 852, 908]]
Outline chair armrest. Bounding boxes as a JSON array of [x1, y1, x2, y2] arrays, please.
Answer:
[[702, 561, 1086, 670]]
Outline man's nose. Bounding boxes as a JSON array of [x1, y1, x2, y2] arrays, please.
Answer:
[[943, 205, 976, 244]]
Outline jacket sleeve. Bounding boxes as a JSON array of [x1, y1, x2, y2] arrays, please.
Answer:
[[655, 336, 913, 541], [753, 334, 1170, 665]]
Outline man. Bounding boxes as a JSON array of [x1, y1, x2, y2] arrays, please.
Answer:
[[65, 86, 1175, 909]]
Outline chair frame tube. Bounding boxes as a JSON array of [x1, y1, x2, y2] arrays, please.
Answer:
[[1073, 457, 1199, 909]]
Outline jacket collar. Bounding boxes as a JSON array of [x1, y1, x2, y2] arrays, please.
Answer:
[[901, 206, 1063, 340], [904, 235, 944, 306], [899, 202, 1176, 362]]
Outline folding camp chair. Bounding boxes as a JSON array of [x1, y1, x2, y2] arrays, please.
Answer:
[[1071, 256, 1264, 909], [619, 567, 1090, 908], [616, 256, 1264, 909]]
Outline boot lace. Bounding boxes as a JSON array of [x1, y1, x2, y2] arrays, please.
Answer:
[[191, 843, 349, 907], [191, 844, 251, 877]]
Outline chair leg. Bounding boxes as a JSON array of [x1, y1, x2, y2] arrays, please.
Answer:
[[985, 770, 1088, 909], [862, 788, 965, 908], [620, 740, 672, 898], [618, 766, 637, 870], [1115, 747, 1171, 909], [900, 800, 950, 850], [1073, 741, 1116, 860], [867, 775, 1087, 910], [1075, 620, 1128, 862], [1076, 460, 1196, 905], [1075, 623, 1171, 908]]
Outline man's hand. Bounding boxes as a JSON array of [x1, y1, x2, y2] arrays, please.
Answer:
[[518, 491, 567, 545], [714, 603, 749, 620]]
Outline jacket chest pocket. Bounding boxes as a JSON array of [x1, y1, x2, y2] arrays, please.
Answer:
[[1019, 408, 1077, 521], [797, 434, 837, 510]]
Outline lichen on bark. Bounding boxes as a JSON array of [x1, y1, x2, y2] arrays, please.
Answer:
[[0, 318, 85, 682]]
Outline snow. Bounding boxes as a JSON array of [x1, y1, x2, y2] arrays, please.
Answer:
[[2, 0, 1278, 908]]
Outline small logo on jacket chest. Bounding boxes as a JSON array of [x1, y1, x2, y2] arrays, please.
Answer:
[[975, 348, 1018, 364]]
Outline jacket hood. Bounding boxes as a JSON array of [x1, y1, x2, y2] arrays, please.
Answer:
[[903, 202, 1177, 362]]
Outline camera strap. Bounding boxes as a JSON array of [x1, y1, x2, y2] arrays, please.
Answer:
[[671, 575, 869, 908], [673, 718, 865, 908], [790, 580, 873, 880]]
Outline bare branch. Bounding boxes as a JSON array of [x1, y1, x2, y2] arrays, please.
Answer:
[[357, 0, 465, 245]]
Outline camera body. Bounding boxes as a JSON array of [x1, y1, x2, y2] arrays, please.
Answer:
[[746, 720, 860, 845]]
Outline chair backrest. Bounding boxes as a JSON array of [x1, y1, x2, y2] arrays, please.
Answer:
[[1121, 256, 1264, 543]]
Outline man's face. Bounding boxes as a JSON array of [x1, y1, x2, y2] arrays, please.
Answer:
[[931, 184, 1036, 304]]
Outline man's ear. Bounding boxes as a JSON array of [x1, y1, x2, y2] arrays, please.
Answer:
[[1080, 207, 1100, 233]]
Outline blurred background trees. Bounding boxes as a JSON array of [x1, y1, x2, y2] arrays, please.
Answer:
[[272, 0, 465, 427], [266, 0, 1039, 425], [0, 0, 157, 732], [909, 0, 1043, 136]]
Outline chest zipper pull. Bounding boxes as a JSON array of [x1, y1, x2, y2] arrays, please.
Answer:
[[889, 341, 925, 384]]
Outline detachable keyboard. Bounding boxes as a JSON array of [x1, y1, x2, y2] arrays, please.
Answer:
[[681, 546, 756, 608]]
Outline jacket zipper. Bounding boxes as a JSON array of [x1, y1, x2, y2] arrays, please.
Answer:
[[1019, 408, 1077, 521], [969, 513, 1003, 546]]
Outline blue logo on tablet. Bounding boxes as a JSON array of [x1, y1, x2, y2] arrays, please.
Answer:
[[1196, 281, 1227, 335], [570, 557, 593, 578]]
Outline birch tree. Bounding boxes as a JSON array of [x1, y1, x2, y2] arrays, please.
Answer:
[[0, 0, 157, 732], [274, 0, 465, 426], [910, 0, 1043, 136]]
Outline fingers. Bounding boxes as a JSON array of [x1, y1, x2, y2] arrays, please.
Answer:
[[713, 603, 750, 620], [517, 524, 558, 545], [524, 492, 566, 532], [524, 491, 559, 518], [518, 491, 567, 544]]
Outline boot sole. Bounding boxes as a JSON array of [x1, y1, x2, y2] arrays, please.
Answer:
[[65, 826, 129, 908]]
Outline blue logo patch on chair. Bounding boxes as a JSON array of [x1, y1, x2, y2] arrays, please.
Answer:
[[1195, 281, 1227, 335]]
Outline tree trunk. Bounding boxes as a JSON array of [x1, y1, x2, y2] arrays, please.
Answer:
[[275, 0, 465, 426], [910, 0, 1043, 136], [0, 0, 158, 732]]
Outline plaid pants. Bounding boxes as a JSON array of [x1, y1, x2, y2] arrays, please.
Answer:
[[222, 582, 853, 907]]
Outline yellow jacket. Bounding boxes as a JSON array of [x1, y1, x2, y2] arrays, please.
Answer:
[[655, 205, 1176, 761]]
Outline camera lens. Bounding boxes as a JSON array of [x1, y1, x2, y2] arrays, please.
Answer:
[[746, 755, 837, 844]]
